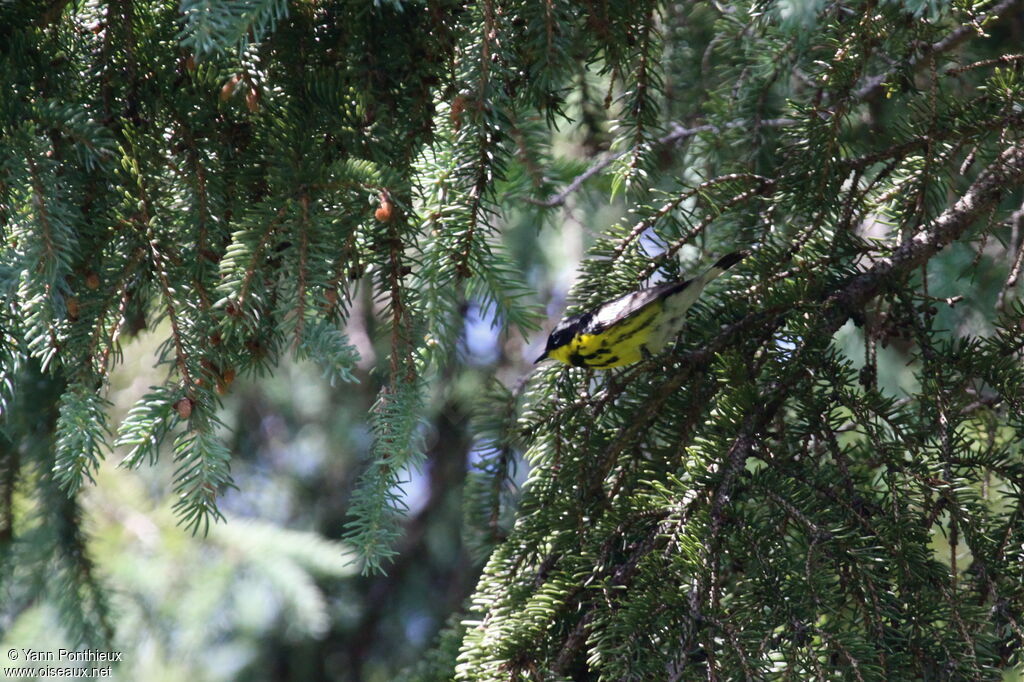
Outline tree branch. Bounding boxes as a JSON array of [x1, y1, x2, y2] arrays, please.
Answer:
[[532, 119, 796, 208], [540, 0, 1021, 214], [830, 144, 1024, 319], [854, 0, 1024, 101], [557, 143, 1024, 674]]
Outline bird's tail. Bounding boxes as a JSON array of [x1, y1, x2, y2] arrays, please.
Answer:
[[710, 250, 750, 273], [650, 249, 750, 350], [662, 250, 749, 313], [695, 250, 749, 289]]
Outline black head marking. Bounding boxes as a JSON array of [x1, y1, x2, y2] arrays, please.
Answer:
[[536, 311, 592, 363], [546, 326, 574, 351], [545, 312, 591, 351]]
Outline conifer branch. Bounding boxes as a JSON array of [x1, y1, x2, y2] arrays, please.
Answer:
[[293, 194, 310, 350], [26, 158, 57, 272], [709, 143, 1024, 488], [831, 144, 1024, 318], [451, 0, 499, 280], [998, 200, 1024, 308], [627, 5, 656, 160], [172, 118, 214, 310], [23, 157, 65, 361], [534, 119, 795, 208], [387, 224, 411, 384], [855, 0, 1024, 101], [639, 179, 775, 279], [504, 136, 1023, 665], [89, 247, 144, 377], [946, 53, 1024, 75], [148, 235, 195, 390], [610, 173, 772, 264], [556, 143, 1024, 675], [237, 207, 286, 308], [325, 226, 359, 319]]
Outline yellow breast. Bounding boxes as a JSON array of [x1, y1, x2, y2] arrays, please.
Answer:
[[547, 303, 662, 369]]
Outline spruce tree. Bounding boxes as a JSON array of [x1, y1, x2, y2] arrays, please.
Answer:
[[2, 0, 1024, 679]]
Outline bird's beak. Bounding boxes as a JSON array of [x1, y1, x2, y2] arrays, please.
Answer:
[[534, 351, 548, 364]]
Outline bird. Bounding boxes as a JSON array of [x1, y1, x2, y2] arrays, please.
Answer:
[[535, 251, 749, 369]]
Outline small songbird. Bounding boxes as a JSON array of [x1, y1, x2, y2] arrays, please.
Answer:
[[536, 251, 749, 369]]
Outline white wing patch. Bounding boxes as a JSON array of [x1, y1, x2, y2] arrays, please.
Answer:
[[586, 282, 687, 334]]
